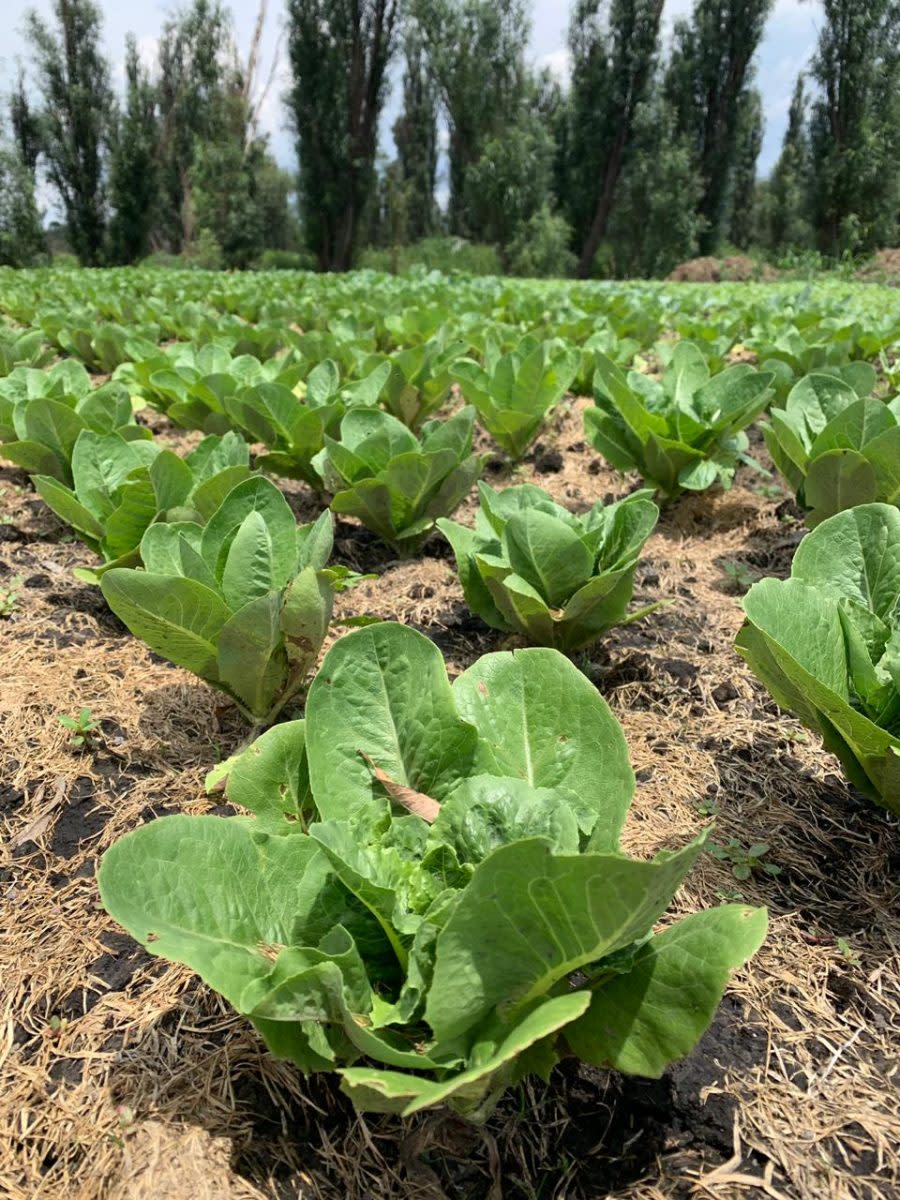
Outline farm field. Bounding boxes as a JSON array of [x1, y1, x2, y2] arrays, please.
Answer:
[[1, 266, 899, 1200]]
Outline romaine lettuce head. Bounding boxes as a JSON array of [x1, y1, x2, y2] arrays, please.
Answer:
[[736, 503, 900, 809], [439, 481, 660, 649], [100, 622, 766, 1118]]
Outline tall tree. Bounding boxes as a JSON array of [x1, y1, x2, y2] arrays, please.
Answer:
[[108, 37, 159, 264], [808, 0, 900, 255], [0, 147, 46, 266], [392, 26, 439, 242], [23, 0, 112, 265], [413, 0, 530, 237], [607, 89, 702, 277], [286, 0, 399, 271], [9, 69, 42, 176], [156, 0, 232, 252], [728, 87, 763, 249], [768, 75, 811, 252], [565, 0, 665, 278], [665, 0, 773, 254]]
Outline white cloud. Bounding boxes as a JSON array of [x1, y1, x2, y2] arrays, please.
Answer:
[[537, 47, 571, 86]]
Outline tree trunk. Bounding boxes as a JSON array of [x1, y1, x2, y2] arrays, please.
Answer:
[[576, 127, 628, 279]]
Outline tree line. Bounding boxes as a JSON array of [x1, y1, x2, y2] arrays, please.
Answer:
[[1, 0, 898, 276]]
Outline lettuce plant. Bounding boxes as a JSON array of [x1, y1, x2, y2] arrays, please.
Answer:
[[0, 361, 150, 483], [98, 622, 767, 1118], [584, 342, 774, 498], [438, 483, 660, 650], [101, 479, 346, 722], [361, 338, 466, 429], [116, 344, 304, 435], [762, 374, 900, 526], [315, 406, 484, 555], [736, 503, 900, 811], [32, 430, 251, 581], [225, 359, 390, 489], [0, 327, 52, 374], [453, 337, 580, 460]]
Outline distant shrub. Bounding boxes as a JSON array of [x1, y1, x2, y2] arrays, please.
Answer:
[[358, 237, 502, 276], [257, 248, 315, 271], [507, 207, 576, 278]]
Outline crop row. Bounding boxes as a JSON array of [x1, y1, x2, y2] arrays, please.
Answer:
[[1, 268, 898, 1119]]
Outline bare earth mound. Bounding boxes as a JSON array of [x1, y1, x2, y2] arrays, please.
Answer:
[[856, 248, 900, 285], [668, 256, 778, 283]]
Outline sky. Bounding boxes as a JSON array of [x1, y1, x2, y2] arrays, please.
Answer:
[[2, 0, 824, 187]]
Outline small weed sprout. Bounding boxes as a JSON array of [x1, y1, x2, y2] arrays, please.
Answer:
[[709, 838, 781, 881], [58, 708, 102, 750], [720, 559, 757, 594], [0, 575, 23, 616]]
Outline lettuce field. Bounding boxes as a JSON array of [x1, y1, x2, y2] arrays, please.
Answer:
[[1, 266, 898, 1199]]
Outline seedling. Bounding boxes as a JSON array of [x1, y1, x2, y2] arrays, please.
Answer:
[[0, 574, 23, 616], [720, 559, 757, 594], [836, 937, 861, 968], [58, 707, 102, 750], [708, 838, 781, 881]]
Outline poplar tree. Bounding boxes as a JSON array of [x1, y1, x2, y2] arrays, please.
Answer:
[[412, 0, 530, 237], [23, 0, 112, 265], [768, 76, 811, 252], [392, 28, 439, 242], [728, 87, 763, 250], [108, 37, 159, 263], [565, 0, 665, 277], [665, 0, 773, 254], [286, 0, 400, 271], [807, 0, 900, 254]]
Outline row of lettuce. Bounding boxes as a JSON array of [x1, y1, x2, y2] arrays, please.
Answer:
[[2, 334, 898, 803], [2, 268, 900, 390], [0, 290, 898, 1117]]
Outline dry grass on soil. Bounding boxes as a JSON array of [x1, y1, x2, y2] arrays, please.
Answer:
[[1, 400, 898, 1200]]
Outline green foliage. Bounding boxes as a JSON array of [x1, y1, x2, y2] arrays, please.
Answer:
[[316, 407, 484, 555], [767, 77, 812, 253], [762, 373, 899, 525], [0, 148, 47, 268], [0, 574, 24, 617], [506, 207, 576, 279], [361, 339, 466, 429], [736, 503, 900, 810], [357, 238, 502, 276], [108, 36, 159, 264], [665, 0, 773, 255], [413, 0, 531, 238], [98, 621, 767, 1117], [564, 0, 666, 277], [58, 706, 102, 750], [229, 359, 389, 489], [728, 88, 764, 251], [101, 482, 343, 722], [438, 482, 659, 649], [286, 0, 400, 270], [463, 112, 556, 253], [32, 429, 251, 581], [392, 27, 439, 242], [453, 337, 580, 459], [0, 328, 52, 375], [584, 342, 773, 497], [708, 838, 780, 881], [808, 0, 900, 256], [0, 361, 150, 483], [604, 93, 703, 279], [24, 0, 113, 265], [117, 343, 303, 436]]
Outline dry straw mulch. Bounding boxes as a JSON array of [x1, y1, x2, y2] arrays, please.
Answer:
[[1, 402, 898, 1199]]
